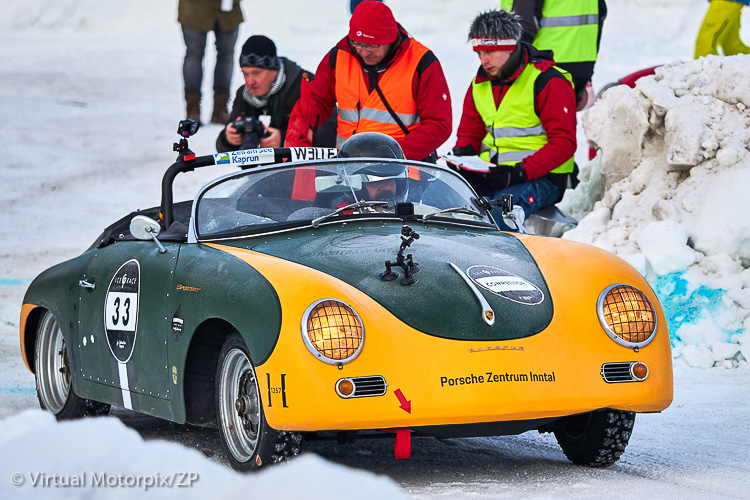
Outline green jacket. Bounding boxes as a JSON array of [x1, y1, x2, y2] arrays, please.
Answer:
[[500, 0, 601, 64], [178, 0, 243, 32]]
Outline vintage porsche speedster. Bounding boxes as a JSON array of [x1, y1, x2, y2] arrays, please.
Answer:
[[20, 129, 673, 471]]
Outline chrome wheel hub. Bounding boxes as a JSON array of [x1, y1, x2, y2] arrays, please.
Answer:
[[218, 348, 261, 462], [35, 312, 70, 414]]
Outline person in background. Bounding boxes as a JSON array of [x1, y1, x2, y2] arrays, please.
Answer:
[[216, 35, 335, 152], [695, 0, 750, 58], [178, 0, 243, 125], [350, 0, 383, 14], [499, 0, 606, 109], [452, 9, 577, 225], [283, 1, 452, 163]]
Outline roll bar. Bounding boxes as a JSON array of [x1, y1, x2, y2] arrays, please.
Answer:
[[160, 147, 338, 229]]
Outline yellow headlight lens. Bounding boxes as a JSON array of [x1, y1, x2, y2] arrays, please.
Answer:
[[598, 284, 657, 348], [302, 299, 364, 364]]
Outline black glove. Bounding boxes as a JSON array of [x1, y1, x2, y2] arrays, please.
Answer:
[[486, 162, 527, 190], [451, 145, 477, 157]]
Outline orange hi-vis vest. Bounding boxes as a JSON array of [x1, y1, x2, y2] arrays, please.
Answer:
[[334, 39, 430, 146]]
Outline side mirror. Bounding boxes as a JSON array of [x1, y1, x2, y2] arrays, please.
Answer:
[[130, 215, 168, 253], [130, 215, 161, 240], [500, 195, 527, 234]]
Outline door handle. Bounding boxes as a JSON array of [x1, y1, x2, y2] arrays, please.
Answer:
[[78, 279, 95, 290]]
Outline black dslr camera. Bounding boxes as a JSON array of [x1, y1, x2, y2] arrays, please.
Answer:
[[231, 116, 271, 150]]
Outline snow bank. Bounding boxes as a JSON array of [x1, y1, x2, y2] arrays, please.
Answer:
[[0, 410, 408, 500], [562, 55, 750, 369]]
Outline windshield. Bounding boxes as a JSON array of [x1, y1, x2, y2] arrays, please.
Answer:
[[194, 159, 493, 239]]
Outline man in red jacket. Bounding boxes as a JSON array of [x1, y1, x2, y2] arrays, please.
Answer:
[[452, 9, 577, 224], [284, 1, 451, 162]]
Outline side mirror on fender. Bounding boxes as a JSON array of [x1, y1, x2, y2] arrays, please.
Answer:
[[129, 215, 168, 253]]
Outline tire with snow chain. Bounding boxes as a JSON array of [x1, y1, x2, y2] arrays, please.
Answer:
[[553, 409, 635, 467], [35, 310, 110, 419], [215, 332, 301, 471]]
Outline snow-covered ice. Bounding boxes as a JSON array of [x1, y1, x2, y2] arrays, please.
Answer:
[[0, 409, 408, 500], [1, 0, 749, 498]]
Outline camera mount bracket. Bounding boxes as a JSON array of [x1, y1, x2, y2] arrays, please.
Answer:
[[173, 119, 199, 161]]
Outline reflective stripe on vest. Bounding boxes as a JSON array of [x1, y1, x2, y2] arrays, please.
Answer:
[[539, 14, 599, 28], [334, 39, 429, 142], [500, 0, 599, 63], [472, 63, 574, 175]]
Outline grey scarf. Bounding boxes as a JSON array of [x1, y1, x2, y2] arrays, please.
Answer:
[[243, 64, 287, 109]]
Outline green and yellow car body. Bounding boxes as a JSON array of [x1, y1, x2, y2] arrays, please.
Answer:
[[21, 222, 672, 428], [20, 148, 672, 465]]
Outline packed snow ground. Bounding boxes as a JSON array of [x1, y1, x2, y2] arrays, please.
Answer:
[[1, 0, 749, 498]]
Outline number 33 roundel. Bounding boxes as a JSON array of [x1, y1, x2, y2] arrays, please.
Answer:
[[105, 259, 140, 363]]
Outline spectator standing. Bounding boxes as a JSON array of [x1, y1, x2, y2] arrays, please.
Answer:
[[178, 0, 243, 124], [284, 1, 452, 163], [695, 0, 750, 58]]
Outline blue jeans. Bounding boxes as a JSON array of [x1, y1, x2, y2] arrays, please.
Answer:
[[481, 177, 560, 231], [181, 23, 239, 96], [350, 0, 383, 13]]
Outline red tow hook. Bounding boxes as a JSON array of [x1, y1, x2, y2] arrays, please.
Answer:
[[394, 428, 411, 459]]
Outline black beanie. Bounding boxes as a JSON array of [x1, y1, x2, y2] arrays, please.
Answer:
[[239, 35, 281, 70]]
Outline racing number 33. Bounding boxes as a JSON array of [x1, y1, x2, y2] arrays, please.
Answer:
[[108, 295, 132, 327], [104, 259, 140, 363]]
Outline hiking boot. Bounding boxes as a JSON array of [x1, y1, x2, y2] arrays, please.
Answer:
[[186, 93, 201, 124], [211, 94, 230, 124]]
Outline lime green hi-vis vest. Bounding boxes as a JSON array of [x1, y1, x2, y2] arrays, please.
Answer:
[[472, 63, 574, 174], [500, 0, 599, 63]]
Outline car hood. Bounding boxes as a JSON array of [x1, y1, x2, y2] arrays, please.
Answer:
[[232, 222, 553, 341]]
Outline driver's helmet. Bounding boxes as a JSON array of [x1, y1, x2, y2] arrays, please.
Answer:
[[338, 132, 405, 160], [339, 133, 409, 202]]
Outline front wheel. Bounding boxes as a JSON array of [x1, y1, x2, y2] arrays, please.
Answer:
[[215, 333, 301, 471], [553, 409, 635, 467], [34, 310, 110, 419]]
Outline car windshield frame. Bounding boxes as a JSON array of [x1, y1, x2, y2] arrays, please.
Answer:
[[188, 158, 497, 242]]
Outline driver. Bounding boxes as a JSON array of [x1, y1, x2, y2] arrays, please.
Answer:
[[364, 179, 396, 202], [322, 132, 410, 208], [354, 163, 409, 203]]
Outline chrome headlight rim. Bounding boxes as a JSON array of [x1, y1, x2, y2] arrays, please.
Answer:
[[301, 298, 364, 365], [597, 283, 658, 349]]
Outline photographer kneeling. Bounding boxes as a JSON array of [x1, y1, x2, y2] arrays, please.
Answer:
[[216, 35, 335, 152]]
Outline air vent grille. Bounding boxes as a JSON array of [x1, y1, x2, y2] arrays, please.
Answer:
[[351, 376, 388, 397], [601, 362, 636, 383]]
